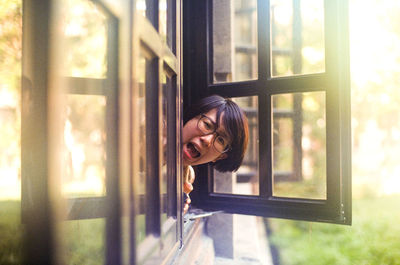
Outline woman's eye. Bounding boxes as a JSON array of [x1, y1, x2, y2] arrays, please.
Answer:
[[216, 136, 225, 145], [204, 120, 213, 130]]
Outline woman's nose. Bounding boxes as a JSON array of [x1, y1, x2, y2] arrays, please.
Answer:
[[199, 133, 214, 146]]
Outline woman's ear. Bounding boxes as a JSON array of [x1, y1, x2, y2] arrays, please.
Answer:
[[213, 153, 227, 162]]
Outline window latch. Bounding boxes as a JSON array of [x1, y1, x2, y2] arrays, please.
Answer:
[[184, 210, 224, 222]]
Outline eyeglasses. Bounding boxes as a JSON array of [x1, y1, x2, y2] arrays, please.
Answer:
[[197, 114, 231, 153]]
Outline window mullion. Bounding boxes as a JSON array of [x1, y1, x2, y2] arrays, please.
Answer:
[[257, 0, 270, 81], [259, 94, 272, 197], [145, 57, 161, 236], [166, 75, 177, 217], [104, 13, 121, 265]]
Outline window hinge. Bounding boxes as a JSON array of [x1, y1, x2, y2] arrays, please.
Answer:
[[340, 203, 346, 223]]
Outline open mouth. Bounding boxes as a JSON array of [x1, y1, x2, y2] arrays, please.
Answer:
[[187, 142, 200, 158]]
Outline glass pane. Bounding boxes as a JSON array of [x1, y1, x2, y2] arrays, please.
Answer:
[[62, 95, 106, 197], [0, 1, 23, 262], [63, 219, 105, 265], [213, 0, 258, 83], [136, 0, 157, 27], [53, 1, 110, 263], [0, 200, 23, 263], [136, 53, 147, 244], [166, 0, 176, 53], [272, 92, 326, 199], [160, 73, 168, 224], [214, 96, 259, 195], [159, 0, 167, 43], [61, 0, 107, 78], [160, 73, 178, 254], [270, 0, 325, 77]]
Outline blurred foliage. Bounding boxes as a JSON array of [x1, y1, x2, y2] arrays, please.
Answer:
[[273, 92, 326, 199], [267, 195, 400, 265], [0, 0, 21, 107], [62, 94, 106, 197], [271, 0, 325, 76], [351, 1, 400, 141], [350, 0, 400, 196], [0, 0, 21, 193], [0, 0, 21, 75], [0, 1, 22, 264], [269, 1, 400, 263], [61, 0, 107, 78], [59, 0, 109, 196]]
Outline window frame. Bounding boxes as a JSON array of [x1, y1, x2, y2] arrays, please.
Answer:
[[132, 1, 183, 264], [21, 0, 184, 264], [185, 0, 351, 225]]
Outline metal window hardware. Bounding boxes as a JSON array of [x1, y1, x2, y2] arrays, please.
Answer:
[[184, 210, 224, 222]]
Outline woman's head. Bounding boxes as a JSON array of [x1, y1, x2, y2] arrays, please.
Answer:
[[183, 95, 249, 172]]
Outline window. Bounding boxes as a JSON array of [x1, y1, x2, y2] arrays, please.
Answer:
[[22, 0, 182, 264], [133, 1, 181, 263], [20, 0, 349, 264], [22, 0, 120, 263], [185, 0, 351, 224]]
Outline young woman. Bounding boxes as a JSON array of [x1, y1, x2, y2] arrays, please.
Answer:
[[182, 95, 249, 213]]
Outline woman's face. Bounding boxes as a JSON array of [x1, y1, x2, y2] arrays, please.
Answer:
[[182, 108, 229, 166]]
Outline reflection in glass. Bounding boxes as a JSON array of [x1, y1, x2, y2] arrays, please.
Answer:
[[160, 74, 178, 258], [272, 92, 326, 199], [213, 0, 258, 83], [270, 0, 325, 77], [63, 219, 105, 264], [136, 53, 146, 244], [160, 73, 168, 224], [62, 95, 106, 197], [214, 96, 259, 196], [61, 0, 107, 78]]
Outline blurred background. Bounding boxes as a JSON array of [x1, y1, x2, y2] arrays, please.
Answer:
[[267, 0, 400, 264], [0, 0, 399, 264]]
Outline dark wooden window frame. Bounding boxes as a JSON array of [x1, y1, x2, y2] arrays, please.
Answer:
[[185, 0, 351, 225], [22, 0, 183, 264], [22, 0, 123, 264], [134, 2, 183, 264]]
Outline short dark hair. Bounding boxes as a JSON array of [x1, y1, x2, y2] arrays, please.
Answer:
[[184, 95, 249, 172]]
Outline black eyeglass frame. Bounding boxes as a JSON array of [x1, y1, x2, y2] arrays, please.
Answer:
[[197, 114, 232, 154]]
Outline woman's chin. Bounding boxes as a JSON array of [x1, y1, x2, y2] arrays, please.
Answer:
[[183, 157, 198, 166], [183, 156, 200, 167]]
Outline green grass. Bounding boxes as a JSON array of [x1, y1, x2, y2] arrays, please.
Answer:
[[267, 194, 400, 265], [0, 201, 22, 265], [63, 218, 105, 265]]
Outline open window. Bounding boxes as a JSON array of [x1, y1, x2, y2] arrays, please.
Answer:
[[185, 0, 351, 224], [22, 0, 182, 264], [22, 0, 126, 263], [133, 0, 182, 262], [20, 0, 349, 263]]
